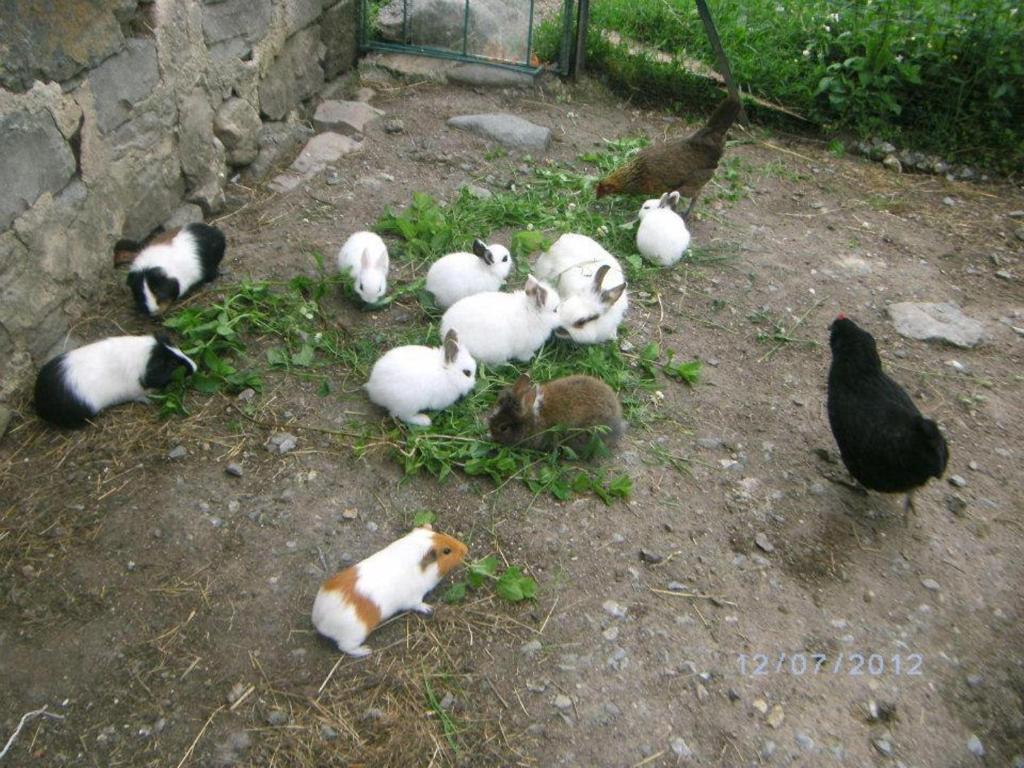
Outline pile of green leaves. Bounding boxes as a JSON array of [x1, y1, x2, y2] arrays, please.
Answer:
[[444, 555, 537, 604]]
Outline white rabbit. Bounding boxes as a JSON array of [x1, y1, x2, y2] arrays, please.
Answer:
[[426, 238, 513, 308], [312, 526, 468, 657], [34, 334, 197, 428], [440, 276, 560, 365], [533, 233, 628, 345], [636, 192, 691, 266], [365, 329, 477, 426], [337, 231, 389, 303]]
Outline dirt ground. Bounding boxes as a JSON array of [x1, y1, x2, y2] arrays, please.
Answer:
[[2, 66, 1023, 768]]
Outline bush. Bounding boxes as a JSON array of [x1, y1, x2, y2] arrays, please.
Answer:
[[585, 0, 1024, 171]]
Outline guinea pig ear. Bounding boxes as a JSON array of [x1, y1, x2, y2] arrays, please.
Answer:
[[591, 264, 611, 292], [601, 281, 626, 307], [443, 329, 459, 364], [472, 238, 493, 264]]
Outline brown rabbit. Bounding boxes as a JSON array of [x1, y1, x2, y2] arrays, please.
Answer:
[[489, 373, 625, 453]]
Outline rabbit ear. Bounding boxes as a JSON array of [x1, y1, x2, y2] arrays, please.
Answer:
[[665, 191, 680, 209], [525, 276, 547, 308], [601, 282, 626, 306], [512, 374, 538, 412], [375, 249, 389, 269], [361, 248, 372, 270], [472, 238, 493, 264], [443, 329, 459, 363], [592, 264, 611, 292], [658, 193, 670, 208]]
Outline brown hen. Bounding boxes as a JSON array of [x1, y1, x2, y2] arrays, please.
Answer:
[[595, 95, 742, 220]]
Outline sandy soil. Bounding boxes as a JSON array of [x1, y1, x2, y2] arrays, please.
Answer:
[[1, 68, 1023, 768]]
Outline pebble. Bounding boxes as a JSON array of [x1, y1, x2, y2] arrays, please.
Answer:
[[602, 626, 619, 642], [1016, 227, 1024, 243], [873, 737, 894, 756], [949, 474, 967, 488], [752, 699, 769, 714], [225, 463, 244, 477], [236, 388, 256, 402], [267, 432, 298, 454], [754, 533, 774, 553], [266, 709, 289, 726], [383, 118, 405, 133], [639, 549, 663, 564], [921, 578, 940, 591], [602, 600, 628, 619], [439, 693, 455, 711], [227, 682, 248, 704], [695, 683, 709, 702], [942, 196, 956, 206], [966, 673, 984, 688], [669, 737, 694, 759], [945, 494, 967, 516], [795, 731, 814, 750], [667, 581, 688, 592], [767, 704, 785, 728], [167, 445, 187, 460], [966, 734, 984, 757], [760, 740, 776, 759], [320, 725, 338, 740], [553, 694, 573, 710], [341, 508, 359, 520], [882, 155, 902, 173], [520, 640, 542, 656]]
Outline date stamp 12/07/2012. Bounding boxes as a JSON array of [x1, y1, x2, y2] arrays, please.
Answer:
[[736, 652, 924, 677]]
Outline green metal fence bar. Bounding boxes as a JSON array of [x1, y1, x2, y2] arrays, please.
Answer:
[[525, 0, 535, 66], [461, 0, 470, 55], [558, 0, 575, 75]]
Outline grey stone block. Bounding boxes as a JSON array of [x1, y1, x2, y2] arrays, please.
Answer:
[[285, 0, 325, 34], [0, 0, 125, 92], [322, 0, 358, 80], [290, 132, 362, 175], [214, 98, 262, 167], [259, 26, 325, 120], [447, 113, 551, 150], [203, 0, 274, 60], [242, 121, 315, 181], [0, 110, 76, 230], [179, 88, 227, 213], [119, 141, 186, 240], [89, 38, 160, 134], [888, 302, 987, 349], [164, 204, 205, 231], [313, 100, 383, 135]]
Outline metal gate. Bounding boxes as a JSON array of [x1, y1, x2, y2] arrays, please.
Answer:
[[360, 0, 577, 75]]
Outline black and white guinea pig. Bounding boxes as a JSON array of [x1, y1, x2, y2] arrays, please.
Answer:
[[34, 334, 197, 428], [123, 223, 226, 316]]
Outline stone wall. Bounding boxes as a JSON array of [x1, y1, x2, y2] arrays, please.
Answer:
[[0, 0, 357, 398]]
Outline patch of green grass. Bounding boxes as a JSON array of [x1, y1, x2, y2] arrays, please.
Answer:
[[443, 555, 537, 604], [423, 673, 460, 753], [586, 0, 1024, 171]]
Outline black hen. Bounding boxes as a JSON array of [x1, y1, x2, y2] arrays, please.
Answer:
[[827, 316, 949, 520]]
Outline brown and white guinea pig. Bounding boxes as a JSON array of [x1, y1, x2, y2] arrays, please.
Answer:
[[121, 223, 226, 316], [34, 334, 197, 428], [312, 526, 468, 657], [489, 373, 625, 452]]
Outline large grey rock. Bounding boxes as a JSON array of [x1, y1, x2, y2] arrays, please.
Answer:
[[377, 0, 531, 62], [242, 121, 315, 181], [447, 113, 551, 150], [0, 0, 125, 92], [215, 98, 262, 167], [179, 89, 227, 214], [89, 38, 161, 134], [322, 0, 358, 80], [888, 302, 986, 348], [448, 63, 535, 88], [164, 204, 204, 231], [117, 140, 186, 240], [203, 0, 274, 60], [313, 100, 383, 135], [290, 132, 362, 175], [284, 0, 325, 34], [0, 110, 76, 229], [259, 26, 325, 120]]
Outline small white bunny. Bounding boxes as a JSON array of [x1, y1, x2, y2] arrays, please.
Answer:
[[365, 329, 477, 426], [425, 238, 513, 308], [440, 276, 560, 365], [312, 526, 468, 657], [636, 192, 691, 266], [337, 231, 389, 304], [533, 233, 628, 345]]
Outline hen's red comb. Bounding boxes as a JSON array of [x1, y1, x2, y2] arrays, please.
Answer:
[[836, 312, 847, 320]]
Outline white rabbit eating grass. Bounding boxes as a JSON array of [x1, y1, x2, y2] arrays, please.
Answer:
[[440, 275, 560, 365], [636, 191, 691, 267], [426, 238, 513, 308], [365, 330, 477, 426], [337, 231, 389, 304]]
